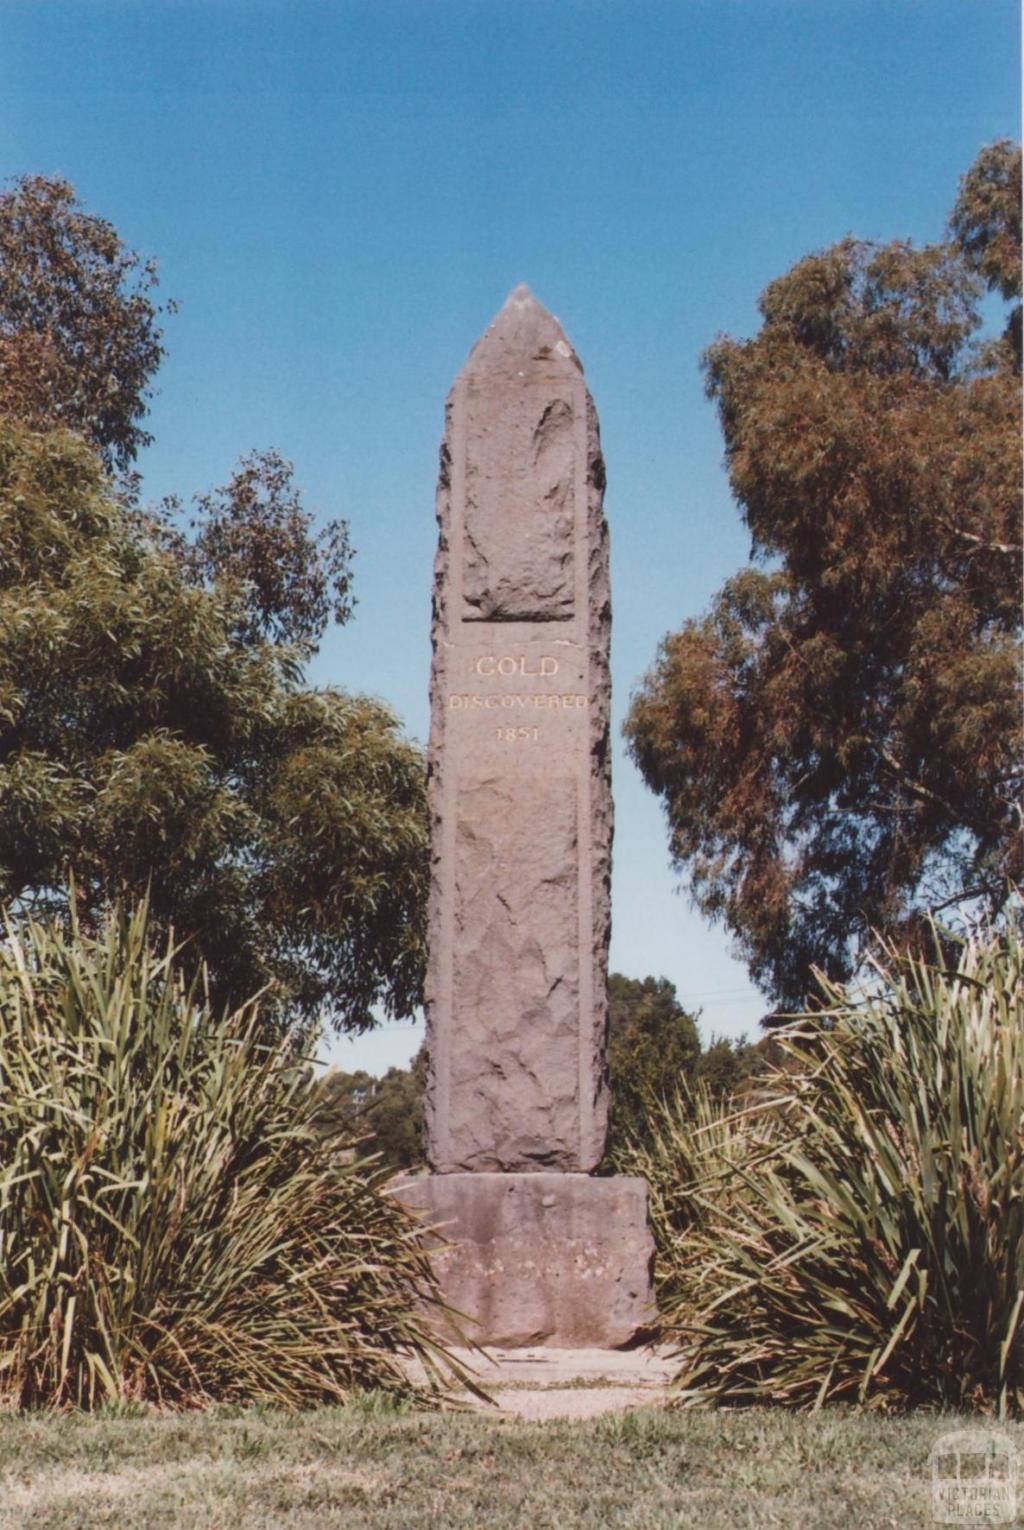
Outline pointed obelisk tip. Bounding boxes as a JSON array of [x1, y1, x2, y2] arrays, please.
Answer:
[[465, 284, 582, 374]]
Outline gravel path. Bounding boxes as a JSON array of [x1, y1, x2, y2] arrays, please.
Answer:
[[426, 1345, 677, 1419]]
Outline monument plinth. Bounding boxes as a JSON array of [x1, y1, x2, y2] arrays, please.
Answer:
[[400, 287, 653, 1348]]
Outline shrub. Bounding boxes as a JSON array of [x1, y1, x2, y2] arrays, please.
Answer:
[[0, 898, 463, 1409], [624, 921, 1024, 1414]]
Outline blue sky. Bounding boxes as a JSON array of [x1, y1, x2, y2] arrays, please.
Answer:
[[2, 1, 1018, 1072]]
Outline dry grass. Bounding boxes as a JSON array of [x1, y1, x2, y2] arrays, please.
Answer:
[[0, 1403, 1020, 1528]]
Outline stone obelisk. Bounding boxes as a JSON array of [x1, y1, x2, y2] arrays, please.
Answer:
[[401, 287, 652, 1348], [425, 283, 611, 1172]]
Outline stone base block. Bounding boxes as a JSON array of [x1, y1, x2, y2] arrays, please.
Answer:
[[395, 1172, 655, 1348]]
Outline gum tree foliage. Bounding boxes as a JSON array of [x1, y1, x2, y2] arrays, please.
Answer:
[[0, 174, 353, 657], [949, 139, 1022, 364], [0, 176, 168, 474], [0, 176, 421, 1034], [160, 449, 355, 655], [0, 423, 428, 1034], [626, 143, 1023, 1009]]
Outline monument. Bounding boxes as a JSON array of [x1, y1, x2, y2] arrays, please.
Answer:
[[399, 286, 653, 1348]]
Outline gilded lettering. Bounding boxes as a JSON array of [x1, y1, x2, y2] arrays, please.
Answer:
[[447, 690, 591, 711], [473, 654, 561, 679], [495, 726, 540, 742]]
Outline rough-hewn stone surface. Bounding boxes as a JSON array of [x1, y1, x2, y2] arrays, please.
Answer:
[[450, 776, 580, 1168], [463, 386, 576, 621], [396, 1173, 655, 1348], [424, 285, 612, 1173]]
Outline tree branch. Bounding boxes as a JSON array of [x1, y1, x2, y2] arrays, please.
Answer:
[[878, 745, 978, 830], [937, 516, 1021, 557]]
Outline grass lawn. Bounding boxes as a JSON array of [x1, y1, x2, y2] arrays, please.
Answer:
[[1, 1399, 1020, 1529]]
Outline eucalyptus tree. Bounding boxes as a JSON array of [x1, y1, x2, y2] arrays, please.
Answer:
[[626, 143, 1022, 1007]]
